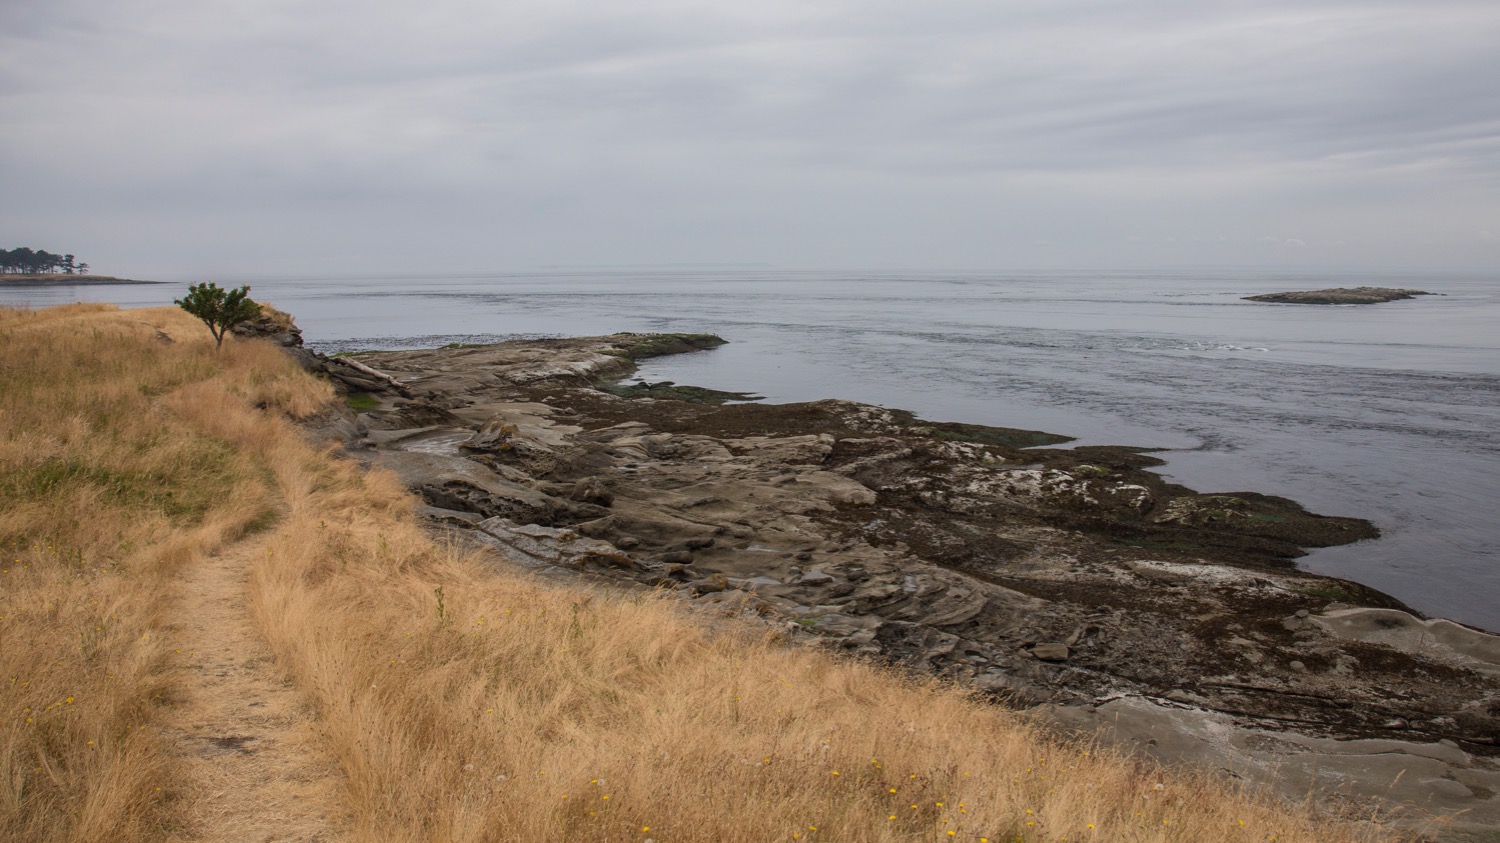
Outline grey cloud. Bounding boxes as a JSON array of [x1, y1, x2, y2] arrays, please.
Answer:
[[2, 0, 1497, 273]]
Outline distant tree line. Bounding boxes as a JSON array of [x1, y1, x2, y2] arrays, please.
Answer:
[[1, 246, 91, 275]]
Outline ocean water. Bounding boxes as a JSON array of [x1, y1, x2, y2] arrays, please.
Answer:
[[7, 268, 1498, 631]]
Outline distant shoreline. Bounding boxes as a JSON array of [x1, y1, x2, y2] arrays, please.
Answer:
[[0, 274, 164, 286]]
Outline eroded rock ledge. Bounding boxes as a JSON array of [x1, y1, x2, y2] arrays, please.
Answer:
[[294, 330, 1500, 835]]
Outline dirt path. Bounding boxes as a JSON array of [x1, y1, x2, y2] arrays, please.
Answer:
[[161, 543, 346, 842]]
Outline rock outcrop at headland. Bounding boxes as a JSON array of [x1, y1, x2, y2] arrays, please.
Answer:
[[295, 331, 1500, 835], [231, 304, 306, 346], [1243, 286, 1433, 304]]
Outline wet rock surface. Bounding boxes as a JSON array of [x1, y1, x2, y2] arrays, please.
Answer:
[[300, 332, 1500, 837]]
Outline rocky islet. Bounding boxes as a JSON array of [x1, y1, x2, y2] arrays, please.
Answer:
[[1242, 286, 1435, 304]]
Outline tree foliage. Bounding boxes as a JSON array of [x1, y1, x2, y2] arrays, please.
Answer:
[[0, 246, 86, 275], [174, 282, 261, 348]]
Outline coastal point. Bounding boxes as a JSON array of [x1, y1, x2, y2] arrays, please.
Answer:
[[279, 312, 1500, 837]]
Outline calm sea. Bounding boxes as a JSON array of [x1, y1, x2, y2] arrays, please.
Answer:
[[7, 268, 1498, 631]]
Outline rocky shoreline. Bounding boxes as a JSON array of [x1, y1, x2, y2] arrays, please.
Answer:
[[262, 316, 1499, 837]]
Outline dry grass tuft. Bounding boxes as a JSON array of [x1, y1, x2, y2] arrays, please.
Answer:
[[2, 303, 1408, 842]]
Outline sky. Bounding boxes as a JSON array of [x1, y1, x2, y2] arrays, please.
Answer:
[[3, 0, 1498, 278]]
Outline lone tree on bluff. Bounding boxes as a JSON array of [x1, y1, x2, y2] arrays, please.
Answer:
[[175, 282, 260, 348]]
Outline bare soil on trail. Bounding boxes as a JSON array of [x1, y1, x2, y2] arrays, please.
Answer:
[[161, 543, 346, 842]]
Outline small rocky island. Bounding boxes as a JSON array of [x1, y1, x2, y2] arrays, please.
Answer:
[[260, 315, 1499, 835], [1243, 286, 1433, 304]]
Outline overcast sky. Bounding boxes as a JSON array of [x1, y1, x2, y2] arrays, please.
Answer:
[[3, 0, 1498, 277]]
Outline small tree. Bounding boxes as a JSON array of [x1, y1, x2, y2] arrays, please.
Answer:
[[175, 282, 261, 348]]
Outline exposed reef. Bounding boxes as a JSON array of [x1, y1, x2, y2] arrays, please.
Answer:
[[1243, 286, 1434, 304], [287, 329, 1500, 836]]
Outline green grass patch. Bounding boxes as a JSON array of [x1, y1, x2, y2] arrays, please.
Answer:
[[345, 392, 380, 411], [0, 445, 237, 523]]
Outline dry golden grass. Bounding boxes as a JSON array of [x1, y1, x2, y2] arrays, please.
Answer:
[[1, 303, 1411, 842], [0, 304, 323, 841]]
